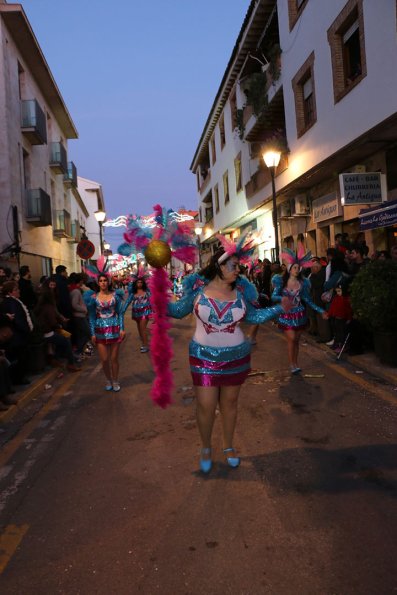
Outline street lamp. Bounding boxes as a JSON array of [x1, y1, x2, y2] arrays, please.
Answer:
[[103, 242, 110, 251], [94, 209, 106, 255], [194, 225, 203, 269], [262, 150, 281, 262]]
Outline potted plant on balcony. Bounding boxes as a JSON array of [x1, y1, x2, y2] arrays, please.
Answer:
[[350, 259, 397, 366], [260, 129, 289, 157]]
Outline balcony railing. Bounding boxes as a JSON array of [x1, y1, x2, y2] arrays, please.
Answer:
[[63, 161, 77, 187], [21, 99, 47, 145], [50, 142, 68, 174], [25, 188, 52, 226], [53, 209, 72, 237]]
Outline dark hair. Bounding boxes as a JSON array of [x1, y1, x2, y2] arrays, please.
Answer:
[[55, 265, 67, 274], [19, 265, 30, 277], [98, 274, 112, 290], [350, 244, 365, 257], [132, 278, 147, 293], [330, 252, 349, 275], [39, 275, 49, 285], [69, 272, 83, 285], [281, 266, 303, 289], [1, 280, 18, 297], [199, 248, 237, 288]]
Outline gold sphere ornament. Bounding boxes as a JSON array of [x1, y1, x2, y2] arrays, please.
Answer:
[[144, 240, 172, 268]]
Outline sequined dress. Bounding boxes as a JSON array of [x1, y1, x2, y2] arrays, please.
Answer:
[[271, 275, 324, 330], [167, 274, 282, 387], [129, 291, 152, 321], [87, 291, 126, 344]]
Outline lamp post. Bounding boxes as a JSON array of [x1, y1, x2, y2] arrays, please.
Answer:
[[94, 209, 106, 255], [262, 150, 281, 262], [194, 225, 203, 269]]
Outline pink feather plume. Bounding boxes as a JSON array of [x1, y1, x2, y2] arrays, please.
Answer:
[[216, 234, 237, 256]]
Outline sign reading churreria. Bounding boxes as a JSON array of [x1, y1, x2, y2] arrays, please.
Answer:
[[312, 193, 342, 223], [339, 173, 386, 206]]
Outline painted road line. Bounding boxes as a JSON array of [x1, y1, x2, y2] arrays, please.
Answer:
[[0, 524, 29, 574], [0, 372, 80, 470]]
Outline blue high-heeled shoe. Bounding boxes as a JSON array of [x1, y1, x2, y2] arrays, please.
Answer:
[[199, 448, 212, 474], [224, 447, 240, 468]]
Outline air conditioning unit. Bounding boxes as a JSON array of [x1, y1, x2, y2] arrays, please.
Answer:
[[293, 194, 311, 216], [278, 201, 292, 218]]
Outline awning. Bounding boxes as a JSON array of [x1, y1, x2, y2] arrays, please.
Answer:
[[359, 198, 397, 230]]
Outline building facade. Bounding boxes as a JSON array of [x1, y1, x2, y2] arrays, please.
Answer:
[[0, 3, 103, 279], [191, 0, 397, 262]]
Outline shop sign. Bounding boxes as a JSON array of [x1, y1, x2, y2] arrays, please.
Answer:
[[312, 193, 342, 223], [359, 198, 397, 231], [240, 219, 258, 234], [339, 173, 386, 206]]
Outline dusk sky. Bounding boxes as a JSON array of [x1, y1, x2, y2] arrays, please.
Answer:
[[20, 0, 250, 249]]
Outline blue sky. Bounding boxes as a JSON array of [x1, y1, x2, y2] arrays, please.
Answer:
[[20, 0, 250, 249]]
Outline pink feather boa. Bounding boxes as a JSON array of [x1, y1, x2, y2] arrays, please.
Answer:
[[148, 268, 174, 408]]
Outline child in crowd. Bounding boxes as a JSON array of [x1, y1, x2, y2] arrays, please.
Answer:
[[328, 283, 353, 353]]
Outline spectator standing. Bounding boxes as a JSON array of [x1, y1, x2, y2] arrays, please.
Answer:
[[18, 265, 37, 311], [328, 283, 353, 353], [308, 257, 331, 342], [68, 273, 91, 359], [54, 265, 73, 323]]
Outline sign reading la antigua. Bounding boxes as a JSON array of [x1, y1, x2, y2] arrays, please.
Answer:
[[339, 172, 386, 206]]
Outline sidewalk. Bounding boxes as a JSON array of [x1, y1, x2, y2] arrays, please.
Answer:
[[303, 331, 397, 387]]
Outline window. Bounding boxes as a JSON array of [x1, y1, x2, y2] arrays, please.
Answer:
[[196, 171, 200, 191], [214, 184, 220, 213], [210, 135, 216, 165], [22, 149, 30, 189], [327, 0, 366, 103], [292, 52, 317, 137], [199, 207, 202, 223], [234, 154, 242, 193], [288, 0, 309, 31], [229, 89, 237, 131], [18, 62, 25, 100], [219, 114, 226, 149], [223, 171, 229, 204]]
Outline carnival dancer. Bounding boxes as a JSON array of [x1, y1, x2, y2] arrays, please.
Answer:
[[127, 266, 152, 353], [167, 235, 292, 474], [272, 244, 328, 375], [85, 260, 127, 392]]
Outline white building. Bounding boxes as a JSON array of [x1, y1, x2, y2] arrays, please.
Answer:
[[77, 176, 106, 261], [192, 0, 397, 262], [0, 3, 103, 279]]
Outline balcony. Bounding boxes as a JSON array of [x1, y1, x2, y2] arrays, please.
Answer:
[[50, 142, 67, 174], [25, 188, 52, 226], [63, 161, 77, 188], [68, 219, 81, 243], [21, 100, 47, 145], [53, 209, 72, 238]]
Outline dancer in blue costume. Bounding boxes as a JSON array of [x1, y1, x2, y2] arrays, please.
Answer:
[[167, 242, 291, 474], [272, 244, 328, 375], [127, 276, 152, 353], [86, 274, 127, 392]]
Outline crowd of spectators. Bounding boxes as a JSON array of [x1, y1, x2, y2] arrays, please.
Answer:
[[249, 233, 397, 355], [0, 264, 96, 411]]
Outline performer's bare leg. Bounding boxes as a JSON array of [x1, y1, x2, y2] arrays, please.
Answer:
[[219, 385, 241, 450], [138, 319, 149, 347], [195, 386, 219, 457], [97, 343, 112, 382], [110, 343, 120, 381], [285, 329, 295, 368]]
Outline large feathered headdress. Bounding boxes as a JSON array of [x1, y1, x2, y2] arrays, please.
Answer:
[[216, 232, 257, 265], [128, 263, 150, 283], [281, 243, 313, 271], [83, 255, 112, 280]]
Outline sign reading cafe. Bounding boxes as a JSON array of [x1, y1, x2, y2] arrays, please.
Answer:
[[339, 172, 386, 206]]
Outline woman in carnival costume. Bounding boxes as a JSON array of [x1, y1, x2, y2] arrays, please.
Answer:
[[126, 264, 152, 353], [84, 257, 127, 392], [167, 234, 292, 474], [271, 244, 328, 375]]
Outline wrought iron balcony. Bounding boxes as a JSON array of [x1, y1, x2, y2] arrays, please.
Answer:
[[25, 188, 52, 226], [21, 99, 47, 145], [53, 209, 72, 238], [63, 161, 77, 187], [50, 142, 68, 174]]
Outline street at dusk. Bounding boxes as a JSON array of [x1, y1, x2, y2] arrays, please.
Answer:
[[1, 1, 397, 593]]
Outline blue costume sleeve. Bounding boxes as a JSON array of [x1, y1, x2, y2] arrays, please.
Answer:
[[121, 291, 133, 315], [301, 278, 324, 314], [271, 275, 283, 303], [86, 293, 97, 337], [236, 275, 284, 324], [167, 273, 206, 319]]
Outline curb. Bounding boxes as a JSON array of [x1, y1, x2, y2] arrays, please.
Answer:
[[303, 333, 397, 386], [0, 368, 60, 424]]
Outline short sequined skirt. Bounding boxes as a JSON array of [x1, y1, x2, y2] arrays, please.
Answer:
[[94, 324, 122, 345], [278, 309, 308, 331], [189, 340, 251, 387]]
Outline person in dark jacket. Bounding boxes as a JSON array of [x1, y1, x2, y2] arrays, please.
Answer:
[[18, 265, 37, 311], [0, 281, 33, 385], [54, 265, 73, 323], [308, 257, 331, 342]]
